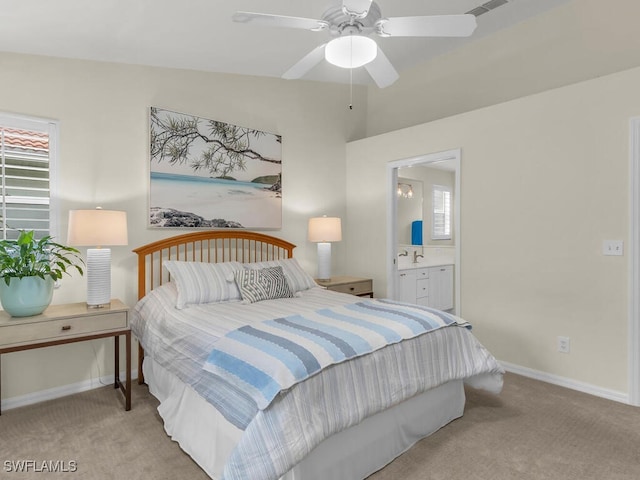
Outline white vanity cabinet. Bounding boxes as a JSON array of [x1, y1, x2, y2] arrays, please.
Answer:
[[396, 267, 430, 305], [415, 268, 430, 306], [396, 265, 454, 311], [428, 265, 454, 311], [396, 269, 418, 304]]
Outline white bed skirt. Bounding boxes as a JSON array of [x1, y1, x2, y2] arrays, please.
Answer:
[[144, 357, 466, 480]]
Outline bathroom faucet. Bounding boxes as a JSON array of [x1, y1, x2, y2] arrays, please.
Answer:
[[399, 250, 408, 257], [413, 251, 424, 263]]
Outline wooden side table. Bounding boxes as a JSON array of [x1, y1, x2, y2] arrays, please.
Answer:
[[315, 276, 374, 297], [0, 299, 130, 415]]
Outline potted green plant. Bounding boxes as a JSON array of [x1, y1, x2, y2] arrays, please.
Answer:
[[0, 230, 84, 317]]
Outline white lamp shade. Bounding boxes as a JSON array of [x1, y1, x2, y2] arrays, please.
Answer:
[[325, 35, 377, 69], [67, 209, 128, 247], [308, 216, 342, 243]]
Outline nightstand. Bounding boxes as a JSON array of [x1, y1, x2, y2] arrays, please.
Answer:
[[0, 299, 130, 415], [315, 276, 374, 297]]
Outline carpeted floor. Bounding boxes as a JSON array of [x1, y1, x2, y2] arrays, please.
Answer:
[[1, 373, 639, 479]]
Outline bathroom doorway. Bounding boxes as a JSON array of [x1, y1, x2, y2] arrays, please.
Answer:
[[386, 149, 461, 314]]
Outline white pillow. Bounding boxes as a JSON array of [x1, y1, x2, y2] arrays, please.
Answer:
[[163, 260, 242, 309], [244, 258, 317, 293]]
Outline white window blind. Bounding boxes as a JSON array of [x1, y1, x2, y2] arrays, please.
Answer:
[[432, 185, 451, 240], [0, 114, 57, 240]]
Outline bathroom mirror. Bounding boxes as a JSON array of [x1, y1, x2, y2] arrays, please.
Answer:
[[396, 176, 423, 245], [397, 165, 456, 247]]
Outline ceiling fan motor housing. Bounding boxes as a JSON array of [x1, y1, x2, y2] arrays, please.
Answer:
[[323, 2, 383, 37]]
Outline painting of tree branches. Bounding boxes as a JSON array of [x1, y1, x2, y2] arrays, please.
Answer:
[[149, 107, 282, 229]]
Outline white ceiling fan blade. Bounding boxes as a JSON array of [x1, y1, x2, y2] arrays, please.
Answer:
[[282, 44, 327, 80], [342, 0, 372, 19], [376, 14, 477, 37], [232, 12, 328, 31], [364, 48, 399, 88]]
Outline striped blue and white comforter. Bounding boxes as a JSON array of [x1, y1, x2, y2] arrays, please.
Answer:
[[131, 285, 504, 480], [203, 299, 468, 412]]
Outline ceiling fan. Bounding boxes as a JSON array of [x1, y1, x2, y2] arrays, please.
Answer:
[[232, 0, 477, 88]]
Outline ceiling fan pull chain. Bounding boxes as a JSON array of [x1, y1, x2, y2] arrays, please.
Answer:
[[349, 35, 354, 110], [349, 68, 353, 110]]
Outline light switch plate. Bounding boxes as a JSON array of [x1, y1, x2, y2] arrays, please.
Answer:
[[603, 240, 624, 256]]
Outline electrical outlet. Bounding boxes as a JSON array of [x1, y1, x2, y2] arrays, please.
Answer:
[[557, 336, 570, 354], [603, 240, 624, 256]]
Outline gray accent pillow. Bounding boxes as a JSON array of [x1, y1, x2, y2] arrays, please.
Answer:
[[244, 258, 317, 293], [235, 266, 295, 304]]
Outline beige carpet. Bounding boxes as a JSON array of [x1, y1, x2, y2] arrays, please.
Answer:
[[1, 373, 639, 479]]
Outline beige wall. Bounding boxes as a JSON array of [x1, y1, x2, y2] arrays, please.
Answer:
[[0, 51, 366, 401], [365, 0, 640, 138], [347, 65, 639, 394]]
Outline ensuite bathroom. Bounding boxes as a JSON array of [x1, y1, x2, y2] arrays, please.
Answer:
[[396, 162, 456, 312]]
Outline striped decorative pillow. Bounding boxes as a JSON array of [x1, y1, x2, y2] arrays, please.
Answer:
[[164, 261, 242, 309], [244, 258, 317, 293], [235, 266, 295, 304]]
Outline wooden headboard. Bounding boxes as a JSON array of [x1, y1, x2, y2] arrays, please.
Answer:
[[133, 230, 296, 384], [133, 230, 296, 300]]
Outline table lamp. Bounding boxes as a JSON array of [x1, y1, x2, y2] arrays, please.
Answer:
[[67, 208, 128, 307], [308, 216, 342, 281]]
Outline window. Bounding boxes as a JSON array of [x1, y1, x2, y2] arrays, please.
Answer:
[[432, 185, 451, 240], [0, 113, 58, 240]]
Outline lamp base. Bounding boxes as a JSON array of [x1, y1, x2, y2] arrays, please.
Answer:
[[86, 248, 111, 307], [317, 242, 332, 281]]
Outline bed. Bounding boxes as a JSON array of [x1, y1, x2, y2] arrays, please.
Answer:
[[131, 230, 503, 480]]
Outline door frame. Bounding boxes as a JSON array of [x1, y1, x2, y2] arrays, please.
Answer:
[[386, 148, 461, 314], [629, 117, 640, 406]]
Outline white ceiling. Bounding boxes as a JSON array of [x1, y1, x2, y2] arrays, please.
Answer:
[[0, 0, 570, 86]]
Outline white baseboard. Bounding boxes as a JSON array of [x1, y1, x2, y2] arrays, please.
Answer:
[[1, 369, 138, 412], [501, 361, 630, 405], [3, 362, 631, 411]]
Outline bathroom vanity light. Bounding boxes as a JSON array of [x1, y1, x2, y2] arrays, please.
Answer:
[[397, 183, 413, 198]]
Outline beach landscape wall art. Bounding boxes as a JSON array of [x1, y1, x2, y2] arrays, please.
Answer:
[[149, 107, 282, 229]]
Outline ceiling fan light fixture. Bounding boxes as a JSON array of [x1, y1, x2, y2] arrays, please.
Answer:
[[325, 35, 377, 69]]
